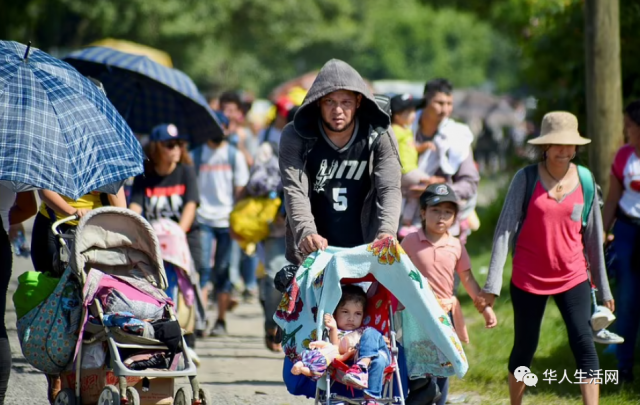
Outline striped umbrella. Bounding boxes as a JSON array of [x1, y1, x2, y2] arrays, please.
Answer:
[[64, 46, 224, 146], [0, 41, 144, 199]]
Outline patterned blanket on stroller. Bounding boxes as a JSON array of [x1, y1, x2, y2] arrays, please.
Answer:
[[273, 238, 469, 380]]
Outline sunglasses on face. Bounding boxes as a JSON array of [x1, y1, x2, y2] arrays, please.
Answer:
[[161, 140, 184, 149]]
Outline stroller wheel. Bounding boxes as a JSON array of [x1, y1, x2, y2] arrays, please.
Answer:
[[53, 388, 77, 405], [197, 388, 212, 405], [126, 387, 140, 405], [97, 385, 120, 405], [174, 387, 193, 405]]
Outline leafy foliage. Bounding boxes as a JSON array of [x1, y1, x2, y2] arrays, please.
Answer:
[[1, 0, 516, 96]]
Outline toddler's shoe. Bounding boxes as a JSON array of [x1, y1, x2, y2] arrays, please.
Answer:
[[591, 305, 615, 331], [342, 363, 369, 390], [593, 328, 624, 345]]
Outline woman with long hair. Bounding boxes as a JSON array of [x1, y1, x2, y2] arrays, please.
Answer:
[[129, 123, 200, 264]]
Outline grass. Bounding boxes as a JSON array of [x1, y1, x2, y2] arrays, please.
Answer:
[[446, 239, 640, 405]]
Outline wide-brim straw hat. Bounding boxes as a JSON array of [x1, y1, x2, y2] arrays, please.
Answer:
[[528, 111, 591, 145]]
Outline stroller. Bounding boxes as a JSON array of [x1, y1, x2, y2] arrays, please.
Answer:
[[274, 240, 469, 405], [47, 207, 209, 405]]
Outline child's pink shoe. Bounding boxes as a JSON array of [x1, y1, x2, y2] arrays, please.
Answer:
[[342, 363, 369, 389]]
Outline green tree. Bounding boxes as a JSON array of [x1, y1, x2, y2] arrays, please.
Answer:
[[1, 0, 521, 97]]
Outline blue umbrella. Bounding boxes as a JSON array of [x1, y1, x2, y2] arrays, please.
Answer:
[[63, 46, 224, 146], [0, 41, 145, 200]]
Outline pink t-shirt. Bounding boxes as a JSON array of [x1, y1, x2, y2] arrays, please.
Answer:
[[401, 229, 471, 300], [512, 181, 588, 295], [611, 144, 640, 218]]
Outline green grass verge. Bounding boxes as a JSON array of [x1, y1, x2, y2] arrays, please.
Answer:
[[448, 249, 640, 404]]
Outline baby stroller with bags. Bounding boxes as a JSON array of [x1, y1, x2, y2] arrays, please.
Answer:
[[23, 207, 210, 405], [273, 238, 469, 405]]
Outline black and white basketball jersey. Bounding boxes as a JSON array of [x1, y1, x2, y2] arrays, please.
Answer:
[[307, 121, 371, 247]]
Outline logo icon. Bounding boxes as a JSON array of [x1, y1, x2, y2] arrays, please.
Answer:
[[523, 373, 538, 387], [513, 366, 530, 382], [434, 185, 448, 195], [167, 124, 178, 137], [515, 366, 538, 387]]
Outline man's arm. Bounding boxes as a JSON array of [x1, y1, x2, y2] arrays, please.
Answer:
[[372, 128, 402, 238], [279, 125, 319, 248], [450, 151, 480, 201]]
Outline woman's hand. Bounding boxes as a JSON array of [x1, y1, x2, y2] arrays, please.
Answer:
[[603, 299, 615, 313], [474, 292, 496, 313]]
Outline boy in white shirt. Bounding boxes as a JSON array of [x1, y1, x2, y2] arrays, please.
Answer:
[[192, 129, 250, 336]]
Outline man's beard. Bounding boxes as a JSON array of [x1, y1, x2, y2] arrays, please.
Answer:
[[321, 116, 355, 133]]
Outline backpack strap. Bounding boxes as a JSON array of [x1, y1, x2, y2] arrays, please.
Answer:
[[368, 126, 400, 176], [512, 164, 539, 253], [227, 143, 237, 182], [577, 165, 595, 230], [191, 145, 204, 177], [520, 164, 539, 226]]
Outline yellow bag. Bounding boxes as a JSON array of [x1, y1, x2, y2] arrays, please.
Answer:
[[230, 197, 281, 252]]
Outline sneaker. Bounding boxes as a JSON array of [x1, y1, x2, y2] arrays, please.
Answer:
[[342, 363, 369, 390], [593, 329, 624, 344], [226, 296, 239, 312], [591, 306, 616, 331], [210, 320, 228, 337], [242, 288, 258, 304]]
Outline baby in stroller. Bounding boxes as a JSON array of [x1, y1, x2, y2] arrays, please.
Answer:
[[294, 285, 391, 404]]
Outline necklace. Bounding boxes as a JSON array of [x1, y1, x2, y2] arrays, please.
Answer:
[[544, 162, 570, 192]]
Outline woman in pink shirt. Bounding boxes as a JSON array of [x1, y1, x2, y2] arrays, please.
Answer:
[[477, 112, 614, 405], [601, 99, 640, 384]]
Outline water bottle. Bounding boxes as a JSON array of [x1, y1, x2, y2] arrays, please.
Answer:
[[11, 230, 30, 258]]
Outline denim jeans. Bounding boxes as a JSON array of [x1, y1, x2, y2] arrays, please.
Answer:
[[259, 237, 287, 331], [198, 225, 233, 293], [612, 218, 640, 372], [357, 327, 391, 399], [240, 249, 258, 291]]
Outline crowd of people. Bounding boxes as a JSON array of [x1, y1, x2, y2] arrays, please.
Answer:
[[1, 57, 639, 405]]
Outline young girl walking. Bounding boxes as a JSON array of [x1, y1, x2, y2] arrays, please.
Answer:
[[401, 183, 497, 405]]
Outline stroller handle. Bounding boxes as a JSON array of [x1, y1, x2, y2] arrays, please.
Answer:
[[51, 214, 79, 237]]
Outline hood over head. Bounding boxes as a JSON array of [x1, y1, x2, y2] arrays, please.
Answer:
[[293, 59, 390, 137]]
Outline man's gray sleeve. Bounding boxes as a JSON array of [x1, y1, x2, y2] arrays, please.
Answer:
[[450, 151, 480, 201], [483, 169, 527, 296], [279, 128, 318, 248], [373, 129, 402, 237]]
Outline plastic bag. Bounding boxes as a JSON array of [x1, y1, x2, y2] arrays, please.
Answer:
[[13, 271, 60, 319], [81, 342, 106, 369], [230, 196, 281, 251]]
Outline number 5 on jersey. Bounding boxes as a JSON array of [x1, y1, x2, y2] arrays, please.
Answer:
[[332, 188, 347, 211]]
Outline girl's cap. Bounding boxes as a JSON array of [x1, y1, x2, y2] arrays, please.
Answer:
[[419, 183, 458, 207]]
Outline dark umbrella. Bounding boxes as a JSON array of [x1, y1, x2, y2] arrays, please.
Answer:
[[0, 41, 144, 199], [63, 46, 224, 147]]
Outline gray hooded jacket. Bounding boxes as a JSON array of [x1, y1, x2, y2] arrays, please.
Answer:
[[279, 59, 402, 265]]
